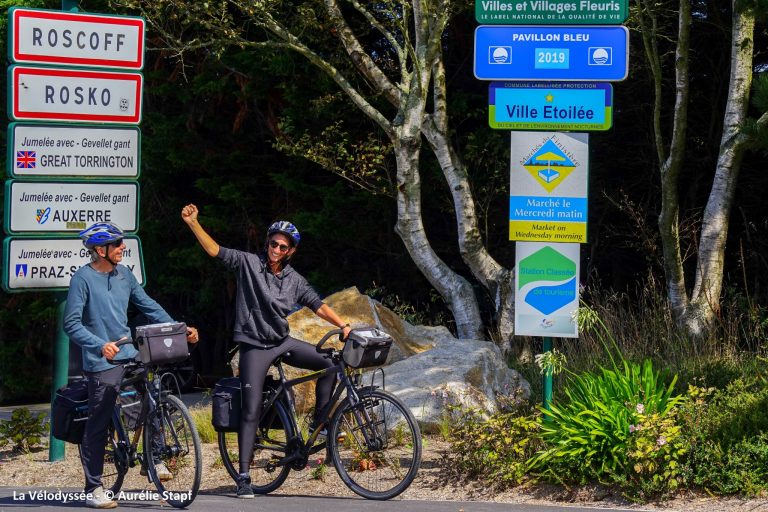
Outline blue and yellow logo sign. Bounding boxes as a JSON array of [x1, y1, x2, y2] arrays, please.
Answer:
[[522, 139, 576, 193]]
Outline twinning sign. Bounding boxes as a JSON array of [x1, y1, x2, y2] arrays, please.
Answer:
[[8, 124, 141, 178], [5, 180, 139, 234], [3, 7, 146, 293], [3, 236, 145, 291]]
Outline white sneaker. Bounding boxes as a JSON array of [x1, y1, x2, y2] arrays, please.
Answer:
[[312, 427, 347, 444], [85, 487, 117, 509], [140, 463, 173, 481], [154, 462, 173, 481]]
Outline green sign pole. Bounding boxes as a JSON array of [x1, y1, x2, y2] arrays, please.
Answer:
[[542, 337, 554, 411], [48, 0, 79, 462], [49, 293, 69, 461]]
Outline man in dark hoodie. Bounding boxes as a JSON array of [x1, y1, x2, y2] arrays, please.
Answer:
[[181, 204, 351, 498]]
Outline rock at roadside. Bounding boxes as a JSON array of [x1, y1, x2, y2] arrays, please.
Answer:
[[371, 338, 531, 428]]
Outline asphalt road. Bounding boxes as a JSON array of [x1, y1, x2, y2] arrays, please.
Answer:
[[0, 488, 648, 512]]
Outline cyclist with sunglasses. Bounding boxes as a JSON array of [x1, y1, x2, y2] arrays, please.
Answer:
[[64, 222, 199, 509], [181, 204, 351, 498]]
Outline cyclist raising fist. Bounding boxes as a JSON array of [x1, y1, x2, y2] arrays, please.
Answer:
[[181, 204, 351, 498]]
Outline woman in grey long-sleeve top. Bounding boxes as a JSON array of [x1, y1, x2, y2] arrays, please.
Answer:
[[181, 204, 352, 499]]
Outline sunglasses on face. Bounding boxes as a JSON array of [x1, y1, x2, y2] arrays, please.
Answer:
[[269, 240, 291, 252]]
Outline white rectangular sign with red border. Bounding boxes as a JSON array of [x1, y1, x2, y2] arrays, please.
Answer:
[[8, 65, 142, 124], [9, 8, 144, 70]]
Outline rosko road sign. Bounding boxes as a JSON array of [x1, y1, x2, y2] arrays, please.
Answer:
[[474, 25, 629, 81], [476, 0, 629, 25], [3, 236, 144, 292], [5, 180, 139, 234], [509, 132, 589, 243], [8, 65, 143, 124], [515, 241, 580, 337], [490, 81, 612, 130], [8, 7, 145, 70], [8, 123, 140, 178]]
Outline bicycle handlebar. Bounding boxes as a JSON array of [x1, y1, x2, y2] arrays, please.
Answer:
[[316, 328, 344, 353], [105, 337, 135, 364]]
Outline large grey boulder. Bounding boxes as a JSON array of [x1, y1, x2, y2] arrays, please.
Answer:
[[230, 286, 530, 424], [372, 338, 531, 427]]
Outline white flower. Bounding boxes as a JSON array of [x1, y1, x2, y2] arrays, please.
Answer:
[[636, 403, 645, 414]]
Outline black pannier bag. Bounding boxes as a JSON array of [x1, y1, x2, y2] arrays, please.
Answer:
[[118, 387, 142, 431], [212, 377, 240, 433], [51, 378, 89, 444], [342, 328, 393, 368], [135, 322, 189, 365], [211, 375, 285, 432]]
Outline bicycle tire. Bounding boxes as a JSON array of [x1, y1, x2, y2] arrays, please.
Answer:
[[217, 397, 294, 494], [78, 415, 128, 495], [328, 388, 422, 500], [144, 394, 202, 508]]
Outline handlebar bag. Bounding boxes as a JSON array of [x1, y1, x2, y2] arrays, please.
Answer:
[[342, 328, 393, 368], [135, 322, 189, 365], [51, 378, 89, 444]]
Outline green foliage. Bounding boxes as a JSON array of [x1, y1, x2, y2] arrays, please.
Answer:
[[687, 434, 768, 495], [626, 407, 688, 497], [447, 407, 542, 488], [187, 405, 216, 444], [678, 379, 768, 495], [695, 372, 768, 444], [530, 359, 683, 484], [0, 408, 48, 453]]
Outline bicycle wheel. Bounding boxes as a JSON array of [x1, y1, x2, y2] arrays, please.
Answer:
[[328, 388, 422, 500], [78, 416, 127, 495], [217, 397, 294, 494], [144, 394, 202, 508]]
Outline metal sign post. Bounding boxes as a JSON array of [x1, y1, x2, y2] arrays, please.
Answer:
[[4, 2, 146, 462]]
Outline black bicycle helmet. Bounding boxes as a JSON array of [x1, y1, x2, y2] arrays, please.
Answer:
[[267, 221, 300, 247], [79, 222, 124, 249]]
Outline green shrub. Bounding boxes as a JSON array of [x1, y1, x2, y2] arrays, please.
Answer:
[[687, 434, 768, 495], [187, 405, 216, 444], [530, 359, 684, 484], [447, 406, 542, 488], [700, 373, 768, 444], [0, 408, 48, 453], [626, 407, 688, 496], [678, 377, 768, 495]]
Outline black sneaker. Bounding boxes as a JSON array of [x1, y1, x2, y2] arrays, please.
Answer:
[[236, 474, 254, 499]]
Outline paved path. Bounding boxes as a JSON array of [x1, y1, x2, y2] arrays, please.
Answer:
[[0, 488, 649, 512]]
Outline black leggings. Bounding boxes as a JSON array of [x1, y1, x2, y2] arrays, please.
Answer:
[[238, 337, 335, 474]]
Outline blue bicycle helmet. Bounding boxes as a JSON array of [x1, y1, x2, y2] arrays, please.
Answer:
[[79, 222, 124, 249], [267, 221, 300, 247]]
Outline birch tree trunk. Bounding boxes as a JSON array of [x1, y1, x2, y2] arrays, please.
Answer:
[[638, 0, 757, 336], [682, 4, 756, 334]]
